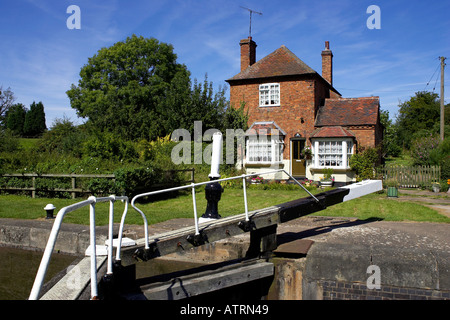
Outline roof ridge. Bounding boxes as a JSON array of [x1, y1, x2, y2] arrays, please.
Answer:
[[328, 96, 380, 100], [227, 44, 317, 81]]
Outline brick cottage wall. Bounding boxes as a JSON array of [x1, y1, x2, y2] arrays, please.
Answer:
[[229, 75, 335, 158], [349, 126, 377, 147]]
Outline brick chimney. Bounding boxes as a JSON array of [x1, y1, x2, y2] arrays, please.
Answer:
[[321, 41, 333, 86], [240, 37, 257, 72]]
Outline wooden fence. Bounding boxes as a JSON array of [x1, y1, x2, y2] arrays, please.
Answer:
[[377, 165, 441, 188], [0, 169, 195, 199]]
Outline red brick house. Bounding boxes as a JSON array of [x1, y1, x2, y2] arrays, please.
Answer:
[[225, 37, 383, 184]]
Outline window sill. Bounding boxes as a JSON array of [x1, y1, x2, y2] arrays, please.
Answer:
[[259, 105, 280, 108], [245, 162, 284, 168], [310, 167, 353, 173]]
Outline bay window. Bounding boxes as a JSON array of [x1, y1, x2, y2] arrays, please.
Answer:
[[312, 139, 354, 169], [246, 136, 284, 164]]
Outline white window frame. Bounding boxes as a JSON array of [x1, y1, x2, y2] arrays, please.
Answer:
[[312, 138, 354, 169], [259, 83, 280, 107], [246, 136, 284, 164]]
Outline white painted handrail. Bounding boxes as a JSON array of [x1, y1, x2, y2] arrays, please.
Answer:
[[115, 196, 150, 261], [29, 196, 97, 300], [30, 169, 316, 300], [131, 169, 318, 236], [28, 194, 141, 300]]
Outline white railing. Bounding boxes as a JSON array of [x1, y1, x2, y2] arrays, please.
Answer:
[[131, 169, 318, 237], [28, 195, 149, 300], [29, 168, 316, 300]]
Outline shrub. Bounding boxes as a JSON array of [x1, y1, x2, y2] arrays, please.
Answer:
[[410, 134, 440, 166], [0, 129, 20, 153], [322, 168, 334, 180], [383, 178, 399, 188], [349, 146, 379, 180], [114, 164, 183, 198], [441, 155, 450, 181], [83, 132, 138, 162], [39, 117, 86, 156], [87, 178, 119, 196], [137, 135, 176, 165]]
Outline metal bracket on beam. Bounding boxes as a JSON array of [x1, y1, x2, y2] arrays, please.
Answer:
[[186, 232, 208, 247], [238, 219, 256, 232], [132, 242, 159, 261]]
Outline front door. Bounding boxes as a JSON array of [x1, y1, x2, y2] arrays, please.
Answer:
[[291, 139, 306, 177]]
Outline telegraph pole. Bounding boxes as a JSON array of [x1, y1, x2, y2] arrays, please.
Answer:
[[440, 56, 446, 141]]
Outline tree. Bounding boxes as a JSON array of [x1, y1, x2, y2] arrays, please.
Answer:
[[158, 74, 228, 137], [0, 86, 16, 126], [67, 34, 192, 141], [223, 101, 249, 132], [23, 101, 46, 137], [395, 91, 442, 149], [5, 103, 27, 136], [379, 109, 401, 158]]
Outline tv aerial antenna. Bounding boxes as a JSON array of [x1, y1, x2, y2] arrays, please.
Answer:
[[240, 6, 262, 38]]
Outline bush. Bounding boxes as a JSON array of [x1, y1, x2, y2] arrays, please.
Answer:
[[410, 134, 440, 166], [137, 135, 177, 165], [349, 146, 380, 180], [441, 155, 450, 181], [87, 178, 119, 196], [83, 131, 138, 161], [38, 117, 86, 156], [0, 129, 20, 153], [114, 164, 183, 198]]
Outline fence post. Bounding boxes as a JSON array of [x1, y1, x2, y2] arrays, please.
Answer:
[[381, 165, 442, 189], [32, 176, 36, 198], [71, 176, 76, 199]]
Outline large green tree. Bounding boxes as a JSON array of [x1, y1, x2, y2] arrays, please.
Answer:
[[67, 35, 192, 141], [379, 109, 401, 158], [395, 91, 449, 149], [158, 74, 228, 136], [5, 103, 27, 135], [23, 101, 46, 137]]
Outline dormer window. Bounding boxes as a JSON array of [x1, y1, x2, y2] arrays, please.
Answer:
[[259, 83, 280, 107]]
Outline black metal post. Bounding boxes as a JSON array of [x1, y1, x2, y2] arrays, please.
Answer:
[[202, 178, 223, 219], [44, 204, 56, 219]]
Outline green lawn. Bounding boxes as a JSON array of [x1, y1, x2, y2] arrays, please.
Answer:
[[316, 192, 450, 223], [1, 188, 449, 225], [0, 188, 314, 225]]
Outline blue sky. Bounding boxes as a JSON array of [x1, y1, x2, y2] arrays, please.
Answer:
[[1, 0, 449, 127]]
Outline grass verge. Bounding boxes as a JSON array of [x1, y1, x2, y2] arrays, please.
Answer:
[[1, 188, 449, 225]]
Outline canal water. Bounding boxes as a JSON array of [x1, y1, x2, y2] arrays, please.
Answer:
[[0, 247, 79, 300], [0, 247, 205, 300]]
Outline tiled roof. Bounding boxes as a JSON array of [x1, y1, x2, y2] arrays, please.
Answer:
[[310, 126, 355, 138], [227, 45, 317, 81], [246, 121, 286, 136], [315, 97, 380, 127]]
